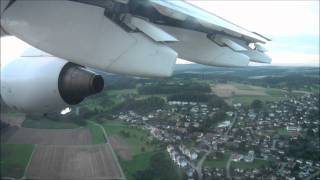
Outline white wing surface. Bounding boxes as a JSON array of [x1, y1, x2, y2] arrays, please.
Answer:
[[1, 0, 271, 77]]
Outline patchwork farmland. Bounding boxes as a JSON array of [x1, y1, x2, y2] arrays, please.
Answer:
[[25, 144, 123, 180], [1, 122, 125, 179]]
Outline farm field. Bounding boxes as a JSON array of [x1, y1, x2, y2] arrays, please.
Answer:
[[204, 153, 231, 168], [103, 120, 159, 180], [212, 83, 290, 105], [104, 121, 156, 155], [22, 117, 80, 129], [231, 159, 269, 169], [0, 113, 25, 127], [0, 144, 34, 178], [25, 144, 123, 180], [3, 127, 92, 145]]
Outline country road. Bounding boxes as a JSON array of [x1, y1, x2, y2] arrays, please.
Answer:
[[191, 112, 238, 180], [226, 155, 233, 179], [193, 150, 212, 180]]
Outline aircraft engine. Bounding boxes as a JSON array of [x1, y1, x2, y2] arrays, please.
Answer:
[[0, 57, 104, 114]]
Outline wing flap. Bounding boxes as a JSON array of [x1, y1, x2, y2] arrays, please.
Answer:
[[129, 17, 178, 42], [161, 26, 250, 67], [242, 50, 272, 63], [213, 35, 248, 51]]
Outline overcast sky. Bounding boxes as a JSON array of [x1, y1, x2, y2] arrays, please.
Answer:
[[1, 0, 319, 66], [187, 0, 319, 66]]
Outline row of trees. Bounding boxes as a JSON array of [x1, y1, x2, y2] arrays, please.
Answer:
[[113, 97, 165, 115], [138, 82, 211, 94]]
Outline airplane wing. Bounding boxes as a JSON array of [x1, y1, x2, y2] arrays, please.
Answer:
[[0, 0, 271, 77]]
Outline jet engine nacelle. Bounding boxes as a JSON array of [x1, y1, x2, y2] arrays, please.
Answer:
[[1, 57, 104, 114]]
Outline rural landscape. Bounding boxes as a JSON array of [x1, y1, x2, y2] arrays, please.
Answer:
[[1, 65, 319, 180]]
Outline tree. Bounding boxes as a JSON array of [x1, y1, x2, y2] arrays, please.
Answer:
[[134, 152, 181, 180], [251, 99, 263, 110]]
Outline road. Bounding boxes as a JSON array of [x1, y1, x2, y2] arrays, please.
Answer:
[[192, 150, 212, 180], [272, 140, 278, 150], [89, 121, 126, 180], [224, 112, 238, 179], [226, 155, 233, 179], [192, 112, 238, 180], [305, 169, 320, 180], [226, 112, 238, 135]]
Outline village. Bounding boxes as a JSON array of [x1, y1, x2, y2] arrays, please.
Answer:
[[115, 94, 320, 180]]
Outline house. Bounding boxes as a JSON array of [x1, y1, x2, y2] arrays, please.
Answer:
[[244, 150, 254, 163], [218, 121, 231, 128], [286, 126, 300, 132], [167, 145, 174, 153], [193, 122, 200, 128], [232, 154, 243, 162], [186, 168, 194, 177], [177, 156, 187, 167], [188, 151, 198, 160]]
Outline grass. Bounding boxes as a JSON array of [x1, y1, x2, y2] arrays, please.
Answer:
[[103, 120, 159, 180], [0, 144, 34, 178], [204, 153, 230, 168], [22, 118, 80, 129], [230, 90, 287, 106], [87, 122, 106, 144], [107, 89, 138, 96], [232, 159, 269, 169], [230, 96, 272, 106], [231, 82, 255, 90], [103, 121, 155, 155], [277, 128, 290, 136], [120, 151, 156, 180], [214, 82, 290, 106], [107, 89, 138, 104], [265, 88, 287, 96]]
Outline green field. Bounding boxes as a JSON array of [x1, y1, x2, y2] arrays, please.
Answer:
[[212, 82, 291, 106], [231, 159, 269, 169], [0, 144, 34, 178], [22, 118, 80, 129], [231, 95, 285, 106], [204, 153, 230, 168], [87, 122, 106, 144], [265, 88, 287, 96], [119, 151, 155, 180], [107, 89, 138, 96], [103, 121, 156, 155], [103, 121, 159, 180], [230, 86, 288, 106], [108, 89, 138, 103], [276, 128, 290, 136]]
